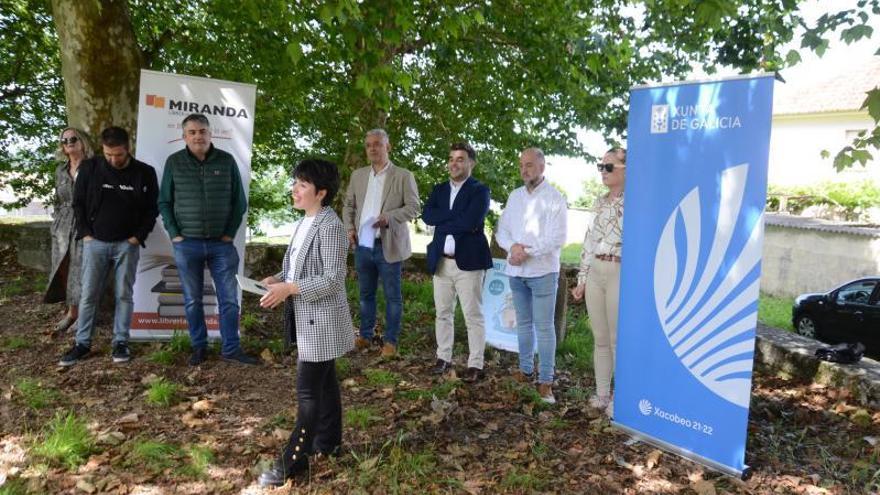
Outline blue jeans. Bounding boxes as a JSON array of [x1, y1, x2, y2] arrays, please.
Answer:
[[172, 238, 241, 356], [509, 272, 558, 384], [355, 240, 402, 345], [75, 239, 140, 347]]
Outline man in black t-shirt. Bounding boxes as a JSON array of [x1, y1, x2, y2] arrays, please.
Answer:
[[59, 127, 159, 367]]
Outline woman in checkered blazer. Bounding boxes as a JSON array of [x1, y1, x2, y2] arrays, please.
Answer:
[[255, 159, 355, 487]]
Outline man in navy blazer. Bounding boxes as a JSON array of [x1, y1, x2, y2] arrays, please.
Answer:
[[422, 142, 493, 382]]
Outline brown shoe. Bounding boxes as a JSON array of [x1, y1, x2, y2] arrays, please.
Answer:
[[537, 383, 556, 404], [462, 367, 485, 383], [355, 336, 370, 350], [380, 343, 397, 358], [512, 370, 532, 383]]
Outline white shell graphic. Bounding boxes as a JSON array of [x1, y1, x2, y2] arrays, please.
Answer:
[[654, 164, 762, 408], [639, 399, 653, 416]]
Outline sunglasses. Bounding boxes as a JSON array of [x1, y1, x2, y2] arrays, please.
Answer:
[[60, 136, 79, 146], [597, 163, 625, 173]]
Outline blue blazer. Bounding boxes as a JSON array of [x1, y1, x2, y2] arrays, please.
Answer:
[[422, 176, 493, 274]]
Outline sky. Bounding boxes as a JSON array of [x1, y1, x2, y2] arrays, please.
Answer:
[[545, 0, 880, 203]]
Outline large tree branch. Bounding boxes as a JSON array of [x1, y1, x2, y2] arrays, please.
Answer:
[[141, 28, 174, 68]]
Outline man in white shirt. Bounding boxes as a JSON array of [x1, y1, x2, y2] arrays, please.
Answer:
[[422, 142, 493, 382], [496, 147, 568, 403], [342, 129, 420, 357]]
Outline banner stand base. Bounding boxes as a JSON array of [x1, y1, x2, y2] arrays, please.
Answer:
[[612, 421, 748, 479]]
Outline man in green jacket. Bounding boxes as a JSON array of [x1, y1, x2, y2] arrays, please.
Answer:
[[158, 113, 257, 366]]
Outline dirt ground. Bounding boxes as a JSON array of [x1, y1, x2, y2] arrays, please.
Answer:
[[0, 244, 878, 494]]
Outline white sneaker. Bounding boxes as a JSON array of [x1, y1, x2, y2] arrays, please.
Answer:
[[588, 394, 611, 409]]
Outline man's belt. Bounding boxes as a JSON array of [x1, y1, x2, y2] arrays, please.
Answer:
[[595, 253, 621, 263]]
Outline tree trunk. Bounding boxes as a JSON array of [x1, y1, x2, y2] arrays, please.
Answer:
[[50, 0, 141, 141]]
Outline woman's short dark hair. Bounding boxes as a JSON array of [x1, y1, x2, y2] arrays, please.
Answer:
[[292, 159, 340, 207]]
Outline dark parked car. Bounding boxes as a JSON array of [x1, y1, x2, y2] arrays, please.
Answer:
[[792, 277, 880, 359]]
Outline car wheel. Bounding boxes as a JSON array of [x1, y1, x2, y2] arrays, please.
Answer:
[[795, 314, 819, 339]]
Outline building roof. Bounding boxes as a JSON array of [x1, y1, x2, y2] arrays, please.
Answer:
[[774, 56, 880, 116], [765, 213, 880, 238]]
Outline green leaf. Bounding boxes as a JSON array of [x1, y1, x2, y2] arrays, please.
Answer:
[[286, 43, 303, 64], [861, 88, 880, 121], [815, 38, 830, 57], [852, 149, 873, 165], [319, 4, 335, 24], [785, 49, 801, 66], [474, 11, 485, 25], [841, 25, 873, 44], [833, 151, 855, 172]]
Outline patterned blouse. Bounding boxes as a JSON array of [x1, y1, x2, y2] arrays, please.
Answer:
[[577, 192, 624, 285]]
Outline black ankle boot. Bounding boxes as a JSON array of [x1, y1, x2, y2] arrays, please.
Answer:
[[259, 429, 310, 487], [258, 457, 290, 487]]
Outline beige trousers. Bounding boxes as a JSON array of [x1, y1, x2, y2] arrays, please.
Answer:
[[585, 259, 621, 397], [433, 258, 486, 369]]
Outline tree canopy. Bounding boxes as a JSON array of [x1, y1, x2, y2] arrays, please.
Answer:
[[2, 0, 876, 227]]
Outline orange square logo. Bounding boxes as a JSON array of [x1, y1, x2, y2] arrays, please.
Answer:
[[145, 94, 165, 108]]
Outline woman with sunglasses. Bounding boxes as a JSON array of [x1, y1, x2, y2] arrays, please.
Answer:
[[570, 147, 626, 418], [44, 128, 94, 332]]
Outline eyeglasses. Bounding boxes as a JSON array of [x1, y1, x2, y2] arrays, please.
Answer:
[[60, 136, 79, 146], [597, 163, 625, 173]]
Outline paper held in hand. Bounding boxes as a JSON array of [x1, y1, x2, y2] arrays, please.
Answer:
[[236, 274, 269, 296]]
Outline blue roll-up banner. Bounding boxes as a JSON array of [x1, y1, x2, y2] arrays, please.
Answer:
[[613, 75, 774, 477]]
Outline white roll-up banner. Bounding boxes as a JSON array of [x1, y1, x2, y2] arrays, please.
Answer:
[[131, 69, 256, 340]]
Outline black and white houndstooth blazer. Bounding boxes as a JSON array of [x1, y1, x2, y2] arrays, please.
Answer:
[[279, 206, 355, 362]]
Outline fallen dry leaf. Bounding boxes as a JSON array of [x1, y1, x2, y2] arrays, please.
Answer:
[[691, 479, 716, 495], [116, 413, 138, 424], [192, 399, 214, 412]]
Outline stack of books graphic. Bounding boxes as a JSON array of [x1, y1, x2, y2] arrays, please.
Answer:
[[151, 264, 217, 317]]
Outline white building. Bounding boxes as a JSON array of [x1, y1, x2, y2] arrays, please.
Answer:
[[769, 56, 879, 186]]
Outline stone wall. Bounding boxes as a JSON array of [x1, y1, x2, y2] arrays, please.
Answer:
[[7, 216, 880, 302], [761, 217, 880, 298]]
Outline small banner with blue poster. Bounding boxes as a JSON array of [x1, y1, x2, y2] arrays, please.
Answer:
[[482, 258, 520, 353], [613, 75, 774, 477]]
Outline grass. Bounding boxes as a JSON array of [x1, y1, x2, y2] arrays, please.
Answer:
[[0, 273, 47, 298], [502, 378, 554, 411], [345, 406, 381, 429], [179, 444, 215, 478], [128, 439, 180, 473], [758, 292, 794, 331], [167, 331, 191, 354], [148, 349, 176, 365], [500, 467, 547, 492], [397, 381, 458, 401], [548, 417, 569, 429], [31, 412, 95, 469], [14, 378, 61, 410], [240, 313, 259, 331], [266, 413, 294, 429], [1, 335, 31, 351], [364, 368, 399, 387], [560, 242, 582, 265], [336, 356, 352, 379], [557, 311, 594, 372], [0, 477, 29, 495], [145, 378, 180, 407]]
